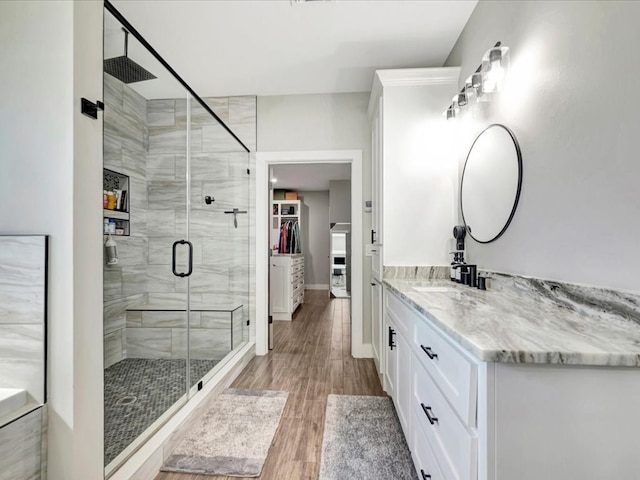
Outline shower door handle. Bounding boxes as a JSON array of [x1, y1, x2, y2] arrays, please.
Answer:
[[172, 240, 193, 277]]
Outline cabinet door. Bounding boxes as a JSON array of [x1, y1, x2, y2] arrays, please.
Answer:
[[371, 279, 383, 374], [384, 312, 397, 400], [396, 330, 412, 437], [269, 262, 287, 314], [371, 97, 383, 247]]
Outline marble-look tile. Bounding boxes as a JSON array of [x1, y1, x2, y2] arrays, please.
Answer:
[[147, 154, 176, 181], [182, 265, 229, 294], [148, 181, 186, 209], [0, 236, 46, 325], [383, 265, 450, 281], [120, 149, 147, 181], [229, 122, 256, 152], [104, 294, 143, 324], [190, 153, 229, 182], [146, 292, 190, 306], [123, 85, 147, 124], [121, 265, 148, 296], [104, 306, 125, 336], [200, 311, 231, 329], [104, 329, 124, 368], [145, 265, 176, 293], [103, 266, 122, 302], [0, 325, 44, 404], [104, 73, 123, 110], [201, 236, 248, 267], [232, 308, 245, 349], [228, 96, 256, 125], [0, 407, 42, 480], [113, 236, 148, 267], [229, 265, 250, 292], [147, 210, 176, 237], [178, 209, 229, 238], [201, 123, 247, 153], [104, 103, 145, 155], [176, 97, 229, 126], [147, 99, 175, 127], [142, 311, 187, 328], [170, 328, 230, 360], [148, 125, 187, 154], [126, 328, 172, 359], [129, 208, 147, 238], [201, 177, 249, 210], [126, 310, 142, 328]]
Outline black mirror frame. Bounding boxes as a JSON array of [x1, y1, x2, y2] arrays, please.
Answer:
[[460, 123, 523, 244]]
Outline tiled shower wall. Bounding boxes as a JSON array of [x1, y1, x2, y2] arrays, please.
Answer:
[[103, 73, 256, 367], [103, 73, 149, 368]]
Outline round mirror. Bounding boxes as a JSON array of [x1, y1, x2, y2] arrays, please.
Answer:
[[460, 124, 522, 243]]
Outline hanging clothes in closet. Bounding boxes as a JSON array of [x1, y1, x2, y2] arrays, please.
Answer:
[[278, 220, 301, 254]]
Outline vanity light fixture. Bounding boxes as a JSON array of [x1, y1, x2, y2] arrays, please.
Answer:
[[444, 41, 508, 119], [481, 44, 510, 93]]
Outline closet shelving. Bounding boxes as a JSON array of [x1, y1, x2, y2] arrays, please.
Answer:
[[271, 200, 301, 252]]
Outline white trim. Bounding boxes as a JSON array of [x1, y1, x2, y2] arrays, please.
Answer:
[[305, 284, 330, 290], [256, 150, 365, 357], [367, 67, 462, 116]]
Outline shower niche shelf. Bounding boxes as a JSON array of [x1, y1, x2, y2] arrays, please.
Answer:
[[103, 168, 130, 236]]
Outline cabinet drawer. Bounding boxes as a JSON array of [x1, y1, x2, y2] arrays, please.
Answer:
[[413, 315, 477, 426], [292, 257, 304, 266], [384, 288, 412, 337], [412, 406, 446, 480], [413, 354, 477, 480]]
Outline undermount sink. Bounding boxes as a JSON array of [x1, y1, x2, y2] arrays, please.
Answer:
[[412, 286, 460, 293]]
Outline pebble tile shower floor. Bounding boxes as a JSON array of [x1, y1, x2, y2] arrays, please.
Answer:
[[104, 358, 218, 465]]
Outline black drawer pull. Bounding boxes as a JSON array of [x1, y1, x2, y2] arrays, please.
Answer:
[[421, 403, 438, 425], [420, 470, 431, 480], [388, 326, 396, 350], [420, 345, 438, 360]]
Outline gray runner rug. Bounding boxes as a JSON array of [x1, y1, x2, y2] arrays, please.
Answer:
[[319, 394, 418, 480], [161, 388, 288, 477]]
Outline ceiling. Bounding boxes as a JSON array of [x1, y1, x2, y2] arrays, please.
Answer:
[[272, 163, 351, 191], [107, 0, 477, 99]]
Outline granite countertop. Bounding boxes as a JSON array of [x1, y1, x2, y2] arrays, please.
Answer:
[[383, 277, 640, 367]]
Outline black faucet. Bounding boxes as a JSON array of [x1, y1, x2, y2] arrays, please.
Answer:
[[453, 264, 477, 287]]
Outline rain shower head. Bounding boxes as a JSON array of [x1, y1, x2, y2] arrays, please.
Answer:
[[104, 28, 157, 84]]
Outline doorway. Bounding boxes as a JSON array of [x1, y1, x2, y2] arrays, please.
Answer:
[[330, 223, 351, 298], [256, 150, 366, 357]]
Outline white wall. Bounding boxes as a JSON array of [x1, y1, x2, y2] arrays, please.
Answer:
[[257, 93, 372, 342], [0, 2, 103, 479], [445, 0, 640, 292], [329, 180, 351, 224], [299, 191, 330, 287], [382, 83, 457, 266]]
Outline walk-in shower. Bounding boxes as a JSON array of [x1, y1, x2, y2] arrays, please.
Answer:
[[103, 2, 252, 474]]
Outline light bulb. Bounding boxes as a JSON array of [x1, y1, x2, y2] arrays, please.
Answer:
[[481, 46, 510, 93]]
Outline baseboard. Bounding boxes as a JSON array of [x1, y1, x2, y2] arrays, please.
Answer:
[[352, 342, 374, 359], [305, 284, 329, 290], [109, 343, 255, 480]]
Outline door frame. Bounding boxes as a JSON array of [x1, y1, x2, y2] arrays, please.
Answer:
[[255, 150, 365, 356]]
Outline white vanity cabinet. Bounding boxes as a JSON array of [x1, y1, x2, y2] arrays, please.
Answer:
[[368, 67, 460, 377], [384, 285, 640, 480], [270, 254, 304, 321]]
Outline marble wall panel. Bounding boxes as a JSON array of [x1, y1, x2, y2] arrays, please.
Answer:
[[201, 236, 248, 268], [145, 265, 177, 293], [121, 149, 147, 180], [190, 153, 229, 182], [0, 325, 44, 404], [121, 265, 148, 296], [186, 265, 230, 294], [123, 85, 147, 124], [126, 328, 172, 359], [232, 308, 245, 349], [201, 123, 245, 153], [126, 311, 142, 328], [0, 407, 43, 480], [115, 236, 148, 267], [0, 236, 46, 325], [103, 267, 122, 301]]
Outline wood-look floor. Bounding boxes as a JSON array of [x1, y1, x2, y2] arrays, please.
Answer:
[[155, 290, 385, 480]]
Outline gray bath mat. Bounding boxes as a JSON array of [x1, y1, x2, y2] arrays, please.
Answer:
[[161, 388, 288, 477], [319, 394, 418, 480]]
